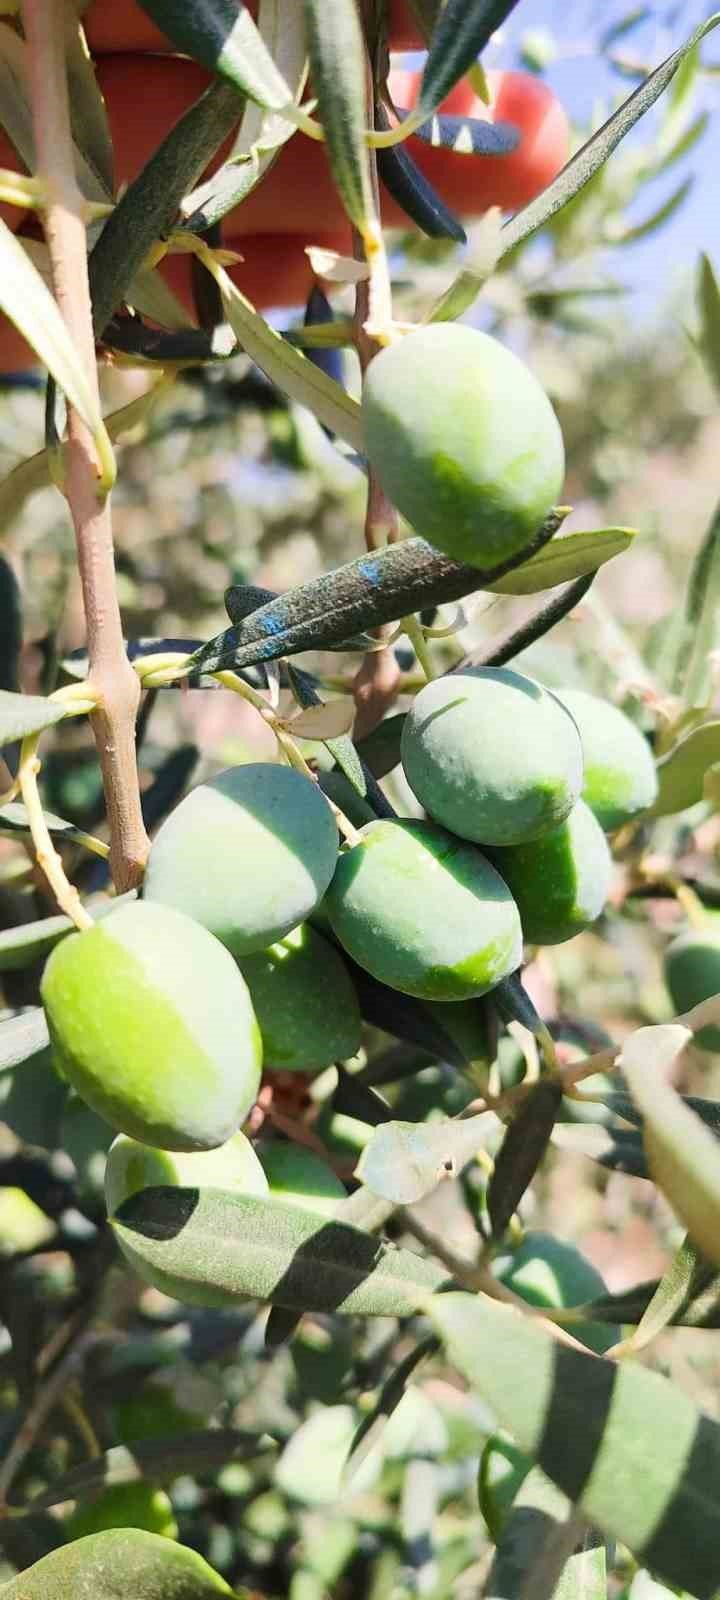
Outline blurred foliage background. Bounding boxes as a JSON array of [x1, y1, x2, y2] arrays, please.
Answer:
[[0, 5, 719, 1596]]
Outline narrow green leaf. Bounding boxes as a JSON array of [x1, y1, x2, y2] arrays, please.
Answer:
[[375, 102, 466, 242], [0, 1008, 50, 1072], [621, 1024, 720, 1266], [485, 527, 635, 597], [26, 1428, 266, 1514], [211, 262, 363, 449], [697, 252, 720, 397], [426, 207, 503, 322], [355, 712, 405, 780], [487, 1466, 606, 1600], [303, 0, 375, 235], [89, 81, 241, 340], [112, 1187, 447, 1314], [606, 176, 693, 246], [0, 1528, 232, 1597], [277, 1405, 382, 1505], [136, 0, 294, 111], [674, 497, 720, 705], [419, 1, 521, 115], [64, 12, 114, 194], [0, 689, 66, 745], [345, 1336, 438, 1482], [650, 720, 720, 815], [488, 1084, 562, 1239], [0, 799, 108, 855], [0, 219, 107, 439], [191, 514, 563, 675], [621, 1234, 709, 1354], [182, 0, 306, 232], [501, 15, 720, 260], [429, 1289, 720, 1598], [0, 912, 73, 973], [356, 1113, 496, 1205]]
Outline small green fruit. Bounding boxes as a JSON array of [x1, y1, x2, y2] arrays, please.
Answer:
[[664, 929, 720, 1051], [0, 1529, 233, 1599], [555, 687, 657, 830], [498, 1230, 618, 1353], [144, 763, 338, 955], [362, 324, 564, 568], [401, 668, 583, 846], [317, 770, 376, 828], [489, 800, 612, 946], [65, 1482, 177, 1543], [326, 819, 522, 1001], [105, 1129, 268, 1302], [256, 1140, 346, 1217], [42, 901, 262, 1152], [237, 923, 361, 1071]]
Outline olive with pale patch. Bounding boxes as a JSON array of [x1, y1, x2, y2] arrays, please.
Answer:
[[42, 901, 262, 1151], [555, 687, 657, 831]]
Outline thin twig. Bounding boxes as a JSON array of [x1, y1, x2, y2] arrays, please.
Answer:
[[456, 571, 595, 673], [22, 0, 148, 892]]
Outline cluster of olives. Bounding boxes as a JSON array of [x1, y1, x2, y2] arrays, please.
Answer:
[[39, 667, 658, 1285]]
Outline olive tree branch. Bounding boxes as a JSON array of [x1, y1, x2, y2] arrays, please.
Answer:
[[21, 0, 149, 892]]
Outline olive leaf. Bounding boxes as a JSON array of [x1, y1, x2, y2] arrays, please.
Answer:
[[486, 1466, 605, 1600], [136, 0, 295, 113], [696, 252, 720, 399], [0, 913, 74, 974], [287, 698, 355, 741], [0, 554, 21, 693], [418, 0, 522, 115], [303, 0, 375, 238], [0, 1008, 50, 1073], [621, 1023, 720, 1266], [429, 1290, 720, 1599], [0, 1527, 233, 1598], [488, 1083, 563, 1240], [0, 219, 109, 448], [112, 1187, 448, 1314], [0, 689, 66, 745], [192, 513, 563, 675], [63, 9, 114, 194], [25, 1428, 268, 1514], [375, 102, 466, 242], [355, 1113, 496, 1205], [500, 14, 720, 262], [484, 527, 635, 597], [287, 663, 366, 795], [650, 720, 720, 815]]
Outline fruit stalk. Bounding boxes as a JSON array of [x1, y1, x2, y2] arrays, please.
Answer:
[[21, 0, 149, 892]]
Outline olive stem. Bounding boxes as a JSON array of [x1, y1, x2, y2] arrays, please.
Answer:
[[402, 614, 437, 681], [21, 0, 149, 893], [18, 735, 93, 931]]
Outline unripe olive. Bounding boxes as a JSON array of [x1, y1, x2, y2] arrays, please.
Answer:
[[555, 688, 657, 831], [237, 923, 361, 1071], [488, 800, 612, 946], [256, 1139, 346, 1217], [105, 1129, 268, 1302], [144, 763, 338, 956], [325, 819, 522, 1001], [664, 929, 720, 1051], [497, 1231, 618, 1353], [65, 1482, 178, 1542], [362, 325, 564, 567], [42, 901, 262, 1151], [401, 667, 583, 846]]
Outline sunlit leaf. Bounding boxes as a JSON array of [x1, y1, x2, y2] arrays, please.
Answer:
[[64, 11, 114, 194], [0, 218, 107, 442], [303, 0, 374, 239], [288, 697, 355, 740], [650, 720, 720, 815], [0, 1007, 50, 1072], [136, 0, 294, 112], [487, 1466, 606, 1600], [356, 1113, 496, 1205], [485, 526, 635, 596], [419, 1, 522, 114], [0, 689, 66, 745], [429, 1290, 720, 1598], [621, 1024, 720, 1266], [112, 1187, 447, 1313], [0, 1527, 233, 1597], [0, 913, 74, 974]]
